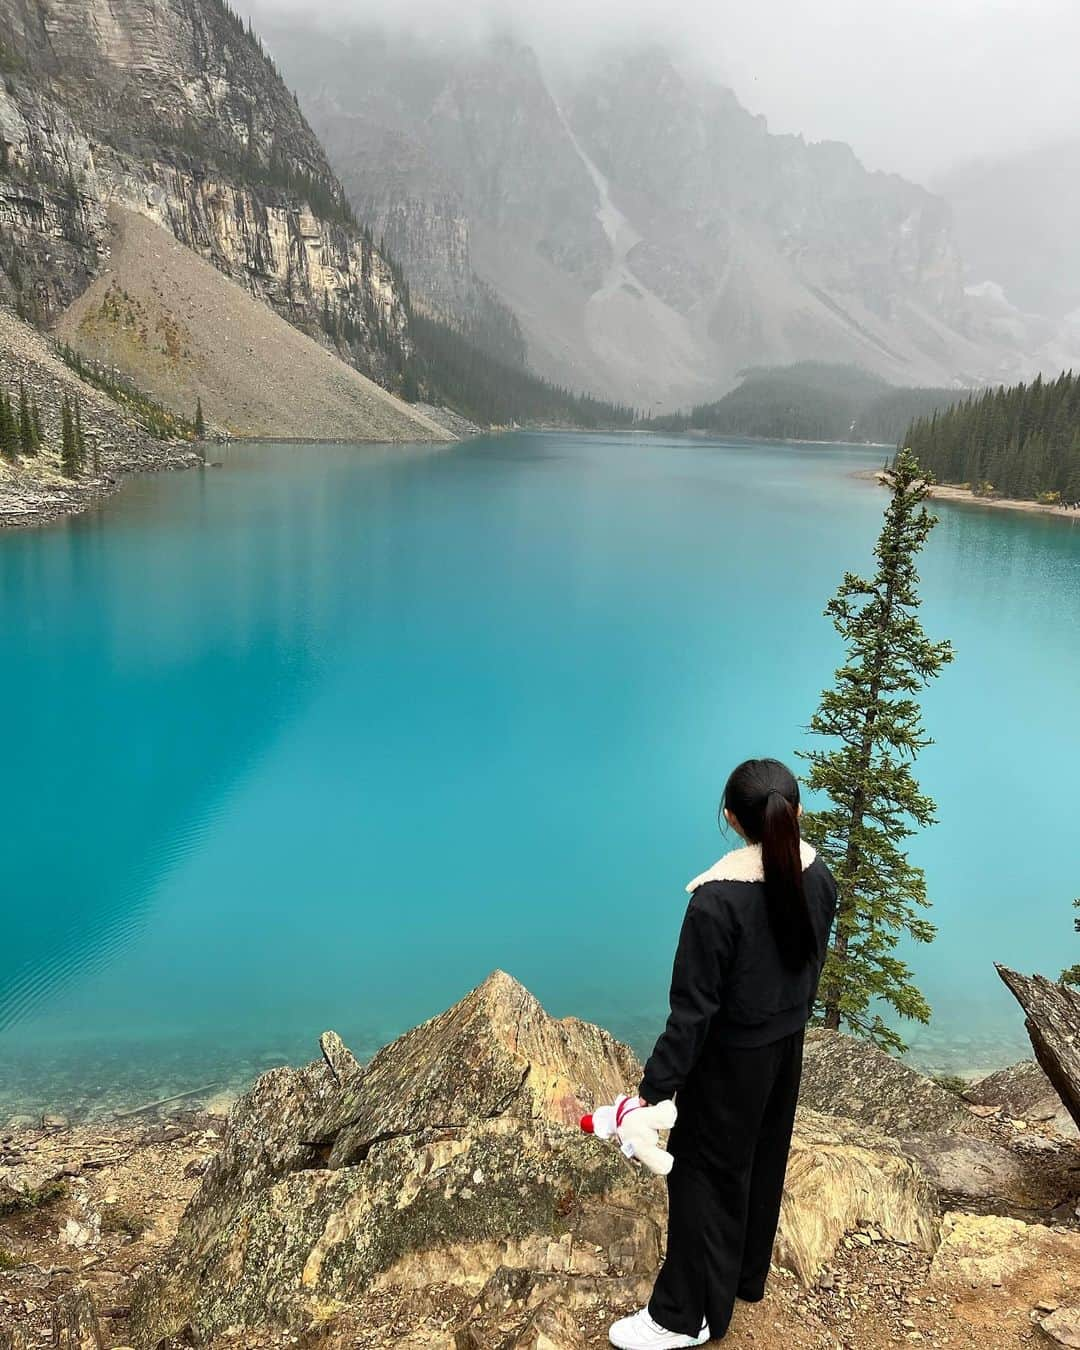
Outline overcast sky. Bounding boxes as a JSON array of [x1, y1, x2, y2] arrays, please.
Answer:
[[248, 0, 1080, 184]]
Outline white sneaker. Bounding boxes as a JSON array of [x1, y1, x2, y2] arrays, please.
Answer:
[[608, 1307, 710, 1349]]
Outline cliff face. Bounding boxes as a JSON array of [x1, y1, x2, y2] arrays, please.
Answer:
[[0, 0, 410, 384], [267, 25, 1078, 408]]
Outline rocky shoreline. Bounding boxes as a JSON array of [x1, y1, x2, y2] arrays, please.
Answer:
[[0, 305, 202, 531], [1, 971, 1078, 1350], [858, 468, 1080, 522]]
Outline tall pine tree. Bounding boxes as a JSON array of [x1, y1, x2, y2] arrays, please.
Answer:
[[18, 381, 35, 455], [0, 389, 14, 461], [800, 447, 954, 1053], [73, 395, 85, 466], [60, 396, 79, 477]]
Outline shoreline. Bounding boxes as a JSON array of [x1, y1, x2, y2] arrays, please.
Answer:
[[860, 468, 1080, 521], [0, 442, 202, 532]]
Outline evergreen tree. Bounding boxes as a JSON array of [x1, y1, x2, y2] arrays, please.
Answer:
[[194, 396, 206, 438], [18, 381, 35, 455], [905, 370, 1080, 502], [73, 395, 85, 466], [800, 447, 954, 1053], [30, 395, 42, 446], [0, 388, 14, 461], [60, 396, 79, 477]]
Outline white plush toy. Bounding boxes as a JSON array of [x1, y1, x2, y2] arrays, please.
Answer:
[[579, 1094, 678, 1175]]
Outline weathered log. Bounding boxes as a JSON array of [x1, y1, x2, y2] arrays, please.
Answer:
[[996, 965, 1080, 1131]]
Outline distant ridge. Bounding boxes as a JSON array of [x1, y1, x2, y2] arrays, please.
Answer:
[[645, 363, 966, 445]]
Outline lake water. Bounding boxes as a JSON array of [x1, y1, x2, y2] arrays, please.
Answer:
[[2, 433, 1078, 1117]]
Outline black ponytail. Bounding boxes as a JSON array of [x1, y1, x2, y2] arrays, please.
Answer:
[[722, 758, 816, 971]]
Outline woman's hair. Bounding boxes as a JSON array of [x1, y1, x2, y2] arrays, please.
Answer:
[[721, 758, 816, 971]]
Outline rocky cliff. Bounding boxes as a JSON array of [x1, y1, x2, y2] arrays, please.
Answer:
[[265, 23, 1080, 410], [0, 0, 416, 390]]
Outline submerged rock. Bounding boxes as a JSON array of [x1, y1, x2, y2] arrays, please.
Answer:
[[131, 973, 941, 1346]]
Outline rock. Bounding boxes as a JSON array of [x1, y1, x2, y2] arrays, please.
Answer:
[[0, 1163, 69, 1213], [0, 1327, 28, 1350], [41, 1115, 69, 1132], [131, 972, 655, 1347], [778, 1111, 939, 1285], [801, 1030, 986, 1136], [969, 1055, 1079, 1139], [997, 967, 1080, 1132], [505, 1303, 586, 1349], [930, 1212, 1080, 1296], [59, 1217, 98, 1249], [895, 1135, 1027, 1203], [320, 1030, 361, 1085], [138, 1124, 184, 1145], [1041, 1306, 1080, 1348], [50, 1289, 103, 1350], [132, 974, 943, 1346], [316, 969, 641, 1166]]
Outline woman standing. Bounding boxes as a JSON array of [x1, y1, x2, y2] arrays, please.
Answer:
[[609, 758, 838, 1349]]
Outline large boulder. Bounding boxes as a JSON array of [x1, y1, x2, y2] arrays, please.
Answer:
[[131, 974, 942, 1347], [929, 1211, 1080, 1293], [896, 1134, 1029, 1204], [966, 1059, 1078, 1138], [997, 967, 1080, 1132], [131, 973, 658, 1346], [778, 1110, 939, 1283], [800, 1028, 985, 1136]]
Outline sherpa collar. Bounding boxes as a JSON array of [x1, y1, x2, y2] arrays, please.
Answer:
[[685, 841, 817, 893]]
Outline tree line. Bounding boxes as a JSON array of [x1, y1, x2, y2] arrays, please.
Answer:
[[0, 376, 93, 477], [57, 345, 196, 442], [903, 370, 1080, 504], [403, 311, 638, 429]]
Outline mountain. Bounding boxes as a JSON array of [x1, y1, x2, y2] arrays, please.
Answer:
[[257, 23, 1076, 412], [647, 362, 965, 445], [935, 140, 1080, 321], [0, 0, 447, 440]]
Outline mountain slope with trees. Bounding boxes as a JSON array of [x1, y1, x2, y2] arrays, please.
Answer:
[[904, 370, 1080, 503], [646, 364, 964, 444]]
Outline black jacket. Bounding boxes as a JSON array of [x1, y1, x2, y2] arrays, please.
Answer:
[[639, 843, 837, 1104]]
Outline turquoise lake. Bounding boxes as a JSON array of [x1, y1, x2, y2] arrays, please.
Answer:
[[2, 433, 1078, 1115]]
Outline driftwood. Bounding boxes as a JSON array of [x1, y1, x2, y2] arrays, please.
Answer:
[[111, 1082, 220, 1120], [996, 965, 1080, 1131]]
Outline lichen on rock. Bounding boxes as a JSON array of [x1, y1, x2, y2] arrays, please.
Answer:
[[131, 972, 953, 1347]]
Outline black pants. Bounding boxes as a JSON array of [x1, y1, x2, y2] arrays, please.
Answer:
[[647, 1029, 804, 1340]]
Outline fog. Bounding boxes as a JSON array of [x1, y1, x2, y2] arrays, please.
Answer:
[[246, 0, 1080, 183]]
